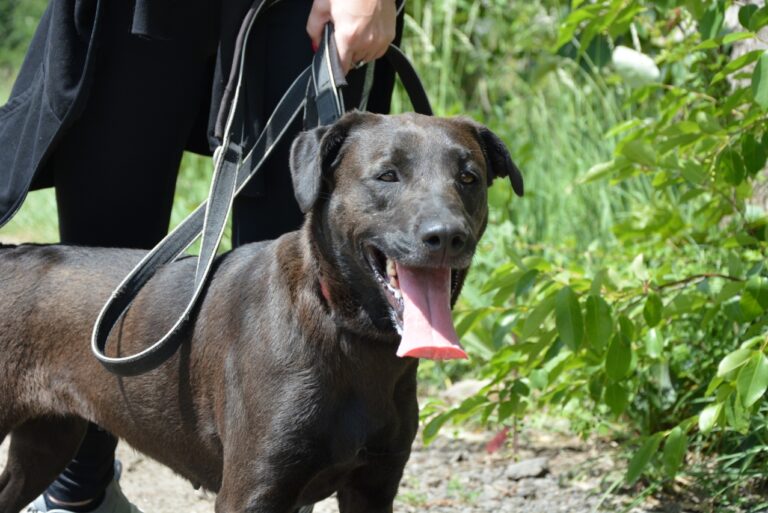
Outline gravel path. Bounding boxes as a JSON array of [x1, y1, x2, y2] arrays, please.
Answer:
[[1, 421, 640, 513]]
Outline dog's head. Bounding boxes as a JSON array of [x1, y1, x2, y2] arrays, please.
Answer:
[[290, 112, 523, 359]]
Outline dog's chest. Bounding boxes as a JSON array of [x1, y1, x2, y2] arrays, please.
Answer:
[[296, 389, 413, 504]]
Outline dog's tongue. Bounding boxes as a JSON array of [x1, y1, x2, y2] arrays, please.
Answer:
[[395, 264, 468, 360]]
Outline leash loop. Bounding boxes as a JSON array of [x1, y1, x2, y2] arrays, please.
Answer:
[[92, 0, 432, 376]]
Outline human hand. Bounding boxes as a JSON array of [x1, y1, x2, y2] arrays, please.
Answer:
[[306, 0, 396, 74]]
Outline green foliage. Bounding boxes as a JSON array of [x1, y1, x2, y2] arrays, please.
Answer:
[[418, 0, 768, 508], [0, 0, 46, 78], [397, 0, 637, 247]]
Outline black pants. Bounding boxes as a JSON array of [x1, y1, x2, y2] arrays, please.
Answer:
[[49, 0, 399, 504]]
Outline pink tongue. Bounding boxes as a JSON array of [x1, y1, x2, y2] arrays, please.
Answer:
[[395, 264, 468, 360]]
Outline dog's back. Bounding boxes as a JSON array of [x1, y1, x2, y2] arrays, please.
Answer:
[[0, 244, 145, 345], [0, 244, 144, 416]]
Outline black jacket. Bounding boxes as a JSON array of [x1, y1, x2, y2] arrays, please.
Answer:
[[0, 0, 251, 226]]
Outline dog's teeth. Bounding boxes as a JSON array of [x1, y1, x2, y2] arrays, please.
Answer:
[[386, 260, 400, 290], [386, 259, 396, 278]]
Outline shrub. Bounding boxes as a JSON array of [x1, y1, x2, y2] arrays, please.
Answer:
[[419, 0, 768, 508]]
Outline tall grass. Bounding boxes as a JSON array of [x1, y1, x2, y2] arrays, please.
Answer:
[[394, 0, 655, 249], [0, 0, 46, 79], [1, 0, 650, 251]]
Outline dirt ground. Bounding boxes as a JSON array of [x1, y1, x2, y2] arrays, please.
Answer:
[[1, 420, 646, 513]]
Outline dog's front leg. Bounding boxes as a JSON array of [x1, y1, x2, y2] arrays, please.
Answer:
[[336, 456, 409, 513], [215, 484, 296, 513], [215, 455, 313, 513], [337, 489, 395, 513]]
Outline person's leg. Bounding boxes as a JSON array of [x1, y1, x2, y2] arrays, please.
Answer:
[[40, 426, 117, 512], [231, 0, 313, 246], [35, 2, 218, 512], [232, 0, 403, 247], [55, 1, 218, 249]]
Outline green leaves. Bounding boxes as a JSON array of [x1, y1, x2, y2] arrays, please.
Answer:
[[699, 1, 725, 40], [740, 134, 767, 175], [699, 402, 723, 433], [741, 5, 768, 32], [746, 277, 768, 309], [578, 160, 619, 184], [555, 287, 584, 351], [426, 0, 768, 498], [717, 348, 752, 377], [736, 353, 768, 408], [422, 412, 452, 445], [739, 4, 759, 29], [712, 50, 763, 85], [619, 139, 657, 167], [605, 383, 629, 416], [662, 427, 688, 478], [643, 293, 663, 328], [423, 395, 489, 445], [705, 346, 768, 438], [522, 293, 557, 340], [752, 51, 768, 109], [718, 148, 746, 186], [585, 294, 613, 352], [626, 433, 663, 485], [626, 424, 692, 483], [606, 333, 633, 381]]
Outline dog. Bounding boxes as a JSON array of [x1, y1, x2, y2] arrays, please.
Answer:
[[0, 111, 523, 513]]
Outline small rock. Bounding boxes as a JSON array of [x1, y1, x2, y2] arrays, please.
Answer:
[[479, 483, 498, 501], [515, 479, 538, 499], [505, 457, 550, 480], [453, 452, 466, 463]]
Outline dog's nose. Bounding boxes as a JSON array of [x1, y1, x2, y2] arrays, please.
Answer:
[[420, 221, 468, 257]]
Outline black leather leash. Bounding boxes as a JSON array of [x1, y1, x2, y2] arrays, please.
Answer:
[[91, 0, 432, 377]]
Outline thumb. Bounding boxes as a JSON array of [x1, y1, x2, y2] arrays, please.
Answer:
[[306, 0, 331, 51]]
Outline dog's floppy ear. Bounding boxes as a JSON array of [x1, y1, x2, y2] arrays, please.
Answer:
[[290, 112, 366, 213], [476, 126, 524, 197]]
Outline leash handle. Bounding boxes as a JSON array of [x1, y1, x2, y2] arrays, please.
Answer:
[[304, 23, 347, 128], [92, 4, 432, 377]]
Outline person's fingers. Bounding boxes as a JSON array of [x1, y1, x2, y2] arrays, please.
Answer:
[[306, 0, 331, 51], [339, 39, 386, 73], [308, 0, 397, 73], [334, 30, 354, 73], [329, 0, 396, 74], [372, 36, 391, 60]]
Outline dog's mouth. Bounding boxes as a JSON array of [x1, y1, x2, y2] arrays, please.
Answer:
[[365, 246, 468, 360]]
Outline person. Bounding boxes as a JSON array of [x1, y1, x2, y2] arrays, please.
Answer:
[[0, 0, 402, 512]]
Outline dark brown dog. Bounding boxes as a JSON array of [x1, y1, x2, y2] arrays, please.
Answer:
[[0, 112, 522, 513]]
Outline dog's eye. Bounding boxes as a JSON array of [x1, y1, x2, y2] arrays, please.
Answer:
[[459, 170, 478, 185], [377, 170, 399, 182]]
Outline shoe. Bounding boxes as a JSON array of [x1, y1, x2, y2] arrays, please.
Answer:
[[24, 461, 144, 513]]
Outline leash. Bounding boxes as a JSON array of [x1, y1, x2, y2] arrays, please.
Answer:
[[91, 0, 432, 377]]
